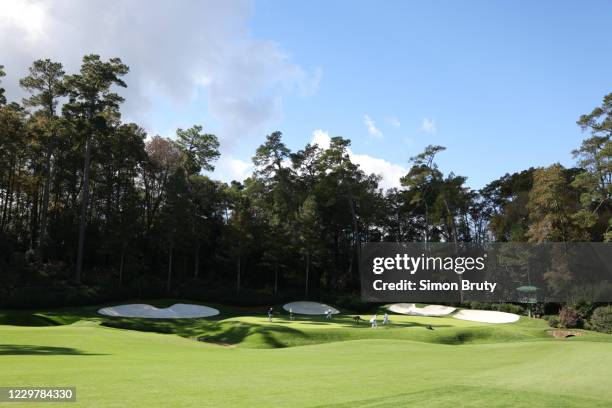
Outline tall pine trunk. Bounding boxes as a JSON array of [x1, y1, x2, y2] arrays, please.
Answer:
[[347, 193, 360, 284], [1, 158, 15, 232], [38, 144, 53, 261], [30, 183, 40, 249], [75, 134, 92, 284]]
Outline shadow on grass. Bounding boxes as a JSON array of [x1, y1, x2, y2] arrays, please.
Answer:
[[0, 313, 62, 327], [100, 315, 456, 348], [101, 318, 211, 337], [0, 344, 106, 356], [101, 318, 309, 348], [204, 322, 309, 348]]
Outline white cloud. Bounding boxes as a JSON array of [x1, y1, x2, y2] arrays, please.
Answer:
[[386, 116, 401, 128], [211, 156, 253, 183], [363, 114, 383, 138], [420, 118, 437, 134], [311, 129, 331, 149], [0, 0, 320, 143], [311, 130, 406, 189], [350, 152, 407, 189]]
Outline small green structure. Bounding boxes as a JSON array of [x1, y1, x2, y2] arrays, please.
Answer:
[[516, 285, 538, 317]]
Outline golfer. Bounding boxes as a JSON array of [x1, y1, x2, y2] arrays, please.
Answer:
[[268, 307, 274, 322], [383, 313, 389, 325], [289, 308, 294, 321], [370, 314, 377, 328]]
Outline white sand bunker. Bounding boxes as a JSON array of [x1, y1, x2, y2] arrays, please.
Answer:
[[283, 301, 339, 315], [388, 303, 456, 317], [453, 309, 519, 324], [388, 303, 417, 314], [98, 303, 219, 319]]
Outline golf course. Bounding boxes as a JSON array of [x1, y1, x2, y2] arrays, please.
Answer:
[[1, 2, 611, 406], [2, 301, 612, 407]]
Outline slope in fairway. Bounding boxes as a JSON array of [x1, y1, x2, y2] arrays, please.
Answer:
[[1, 311, 612, 407]]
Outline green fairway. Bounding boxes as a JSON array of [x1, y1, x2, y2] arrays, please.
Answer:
[[1, 303, 611, 407]]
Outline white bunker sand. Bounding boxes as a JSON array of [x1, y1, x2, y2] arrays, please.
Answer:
[[98, 303, 219, 319], [283, 301, 339, 315], [453, 309, 519, 324], [388, 303, 455, 317]]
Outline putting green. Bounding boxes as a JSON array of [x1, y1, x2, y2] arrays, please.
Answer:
[[1, 303, 611, 407]]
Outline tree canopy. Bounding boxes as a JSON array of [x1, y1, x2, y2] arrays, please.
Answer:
[[0, 55, 609, 306]]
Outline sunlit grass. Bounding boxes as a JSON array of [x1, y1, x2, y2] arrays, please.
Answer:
[[1, 301, 611, 406]]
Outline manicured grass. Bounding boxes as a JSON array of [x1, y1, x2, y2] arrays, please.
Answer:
[[1, 302, 611, 407]]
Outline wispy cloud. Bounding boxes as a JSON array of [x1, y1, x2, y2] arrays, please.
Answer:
[[364, 114, 383, 138], [420, 118, 436, 134], [386, 116, 401, 128]]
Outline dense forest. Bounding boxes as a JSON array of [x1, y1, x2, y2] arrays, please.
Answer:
[[0, 56, 610, 307]]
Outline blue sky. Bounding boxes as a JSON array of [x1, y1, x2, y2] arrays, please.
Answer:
[[246, 0, 611, 188], [2, 0, 610, 189]]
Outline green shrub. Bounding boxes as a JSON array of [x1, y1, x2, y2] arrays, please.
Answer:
[[589, 305, 612, 334], [467, 301, 485, 310], [572, 301, 595, 321], [548, 317, 559, 328], [559, 307, 581, 328]]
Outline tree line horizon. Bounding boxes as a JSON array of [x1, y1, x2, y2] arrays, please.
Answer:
[[0, 55, 610, 305]]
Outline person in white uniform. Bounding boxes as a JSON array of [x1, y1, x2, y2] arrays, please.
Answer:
[[370, 314, 377, 328]]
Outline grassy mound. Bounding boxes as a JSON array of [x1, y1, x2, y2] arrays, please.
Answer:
[[3, 300, 611, 349], [1, 322, 611, 407]]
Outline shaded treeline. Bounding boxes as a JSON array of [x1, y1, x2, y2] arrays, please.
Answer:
[[0, 56, 610, 305]]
